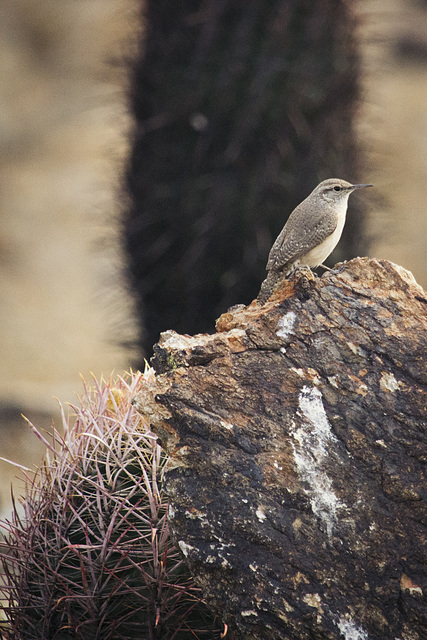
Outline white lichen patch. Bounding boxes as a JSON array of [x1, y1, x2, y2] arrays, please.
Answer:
[[298, 386, 331, 435], [379, 371, 401, 393], [306, 367, 321, 385], [184, 509, 209, 526], [291, 367, 305, 378], [178, 540, 195, 557], [303, 592, 324, 623], [337, 616, 369, 640], [241, 610, 257, 617], [158, 327, 247, 356], [346, 341, 365, 357], [303, 593, 323, 611], [290, 386, 344, 537], [168, 504, 176, 519], [281, 599, 294, 612], [220, 420, 234, 430], [374, 439, 387, 448], [256, 507, 267, 522], [159, 329, 199, 350], [276, 311, 296, 341], [205, 555, 231, 568], [328, 375, 339, 389], [290, 367, 321, 385], [205, 537, 234, 568]]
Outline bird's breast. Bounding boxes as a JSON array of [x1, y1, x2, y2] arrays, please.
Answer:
[[298, 202, 347, 268]]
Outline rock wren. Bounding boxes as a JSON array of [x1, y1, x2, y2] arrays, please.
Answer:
[[257, 178, 372, 303]]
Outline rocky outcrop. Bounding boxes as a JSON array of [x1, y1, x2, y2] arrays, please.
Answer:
[[134, 258, 427, 640]]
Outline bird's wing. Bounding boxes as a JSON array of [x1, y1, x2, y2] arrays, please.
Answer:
[[266, 204, 338, 271]]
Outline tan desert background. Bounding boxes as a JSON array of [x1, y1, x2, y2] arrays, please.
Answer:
[[0, 0, 427, 518]]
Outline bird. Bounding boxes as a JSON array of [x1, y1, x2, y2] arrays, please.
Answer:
[[257, 178, 372, 303]]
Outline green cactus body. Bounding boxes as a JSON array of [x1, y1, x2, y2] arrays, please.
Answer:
[[0, 371, 221, 640]]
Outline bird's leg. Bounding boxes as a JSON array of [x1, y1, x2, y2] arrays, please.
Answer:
[[319, 263, 332, 272]]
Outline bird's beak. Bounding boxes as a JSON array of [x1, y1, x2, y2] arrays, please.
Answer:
[[351, 183, 373, 190]]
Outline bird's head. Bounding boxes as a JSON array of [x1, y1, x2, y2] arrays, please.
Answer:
[[314, 178, 373, 204]]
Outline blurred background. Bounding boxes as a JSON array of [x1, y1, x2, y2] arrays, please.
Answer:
[[0, 0, 427, 518], [0, 0, 139, 517]]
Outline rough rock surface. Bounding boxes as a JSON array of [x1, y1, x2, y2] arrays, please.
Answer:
[[134, 258, 427, 640]]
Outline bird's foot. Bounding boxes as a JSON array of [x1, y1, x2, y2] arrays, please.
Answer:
[[287, 266, 316, 299], [288, 265, 315, 280]]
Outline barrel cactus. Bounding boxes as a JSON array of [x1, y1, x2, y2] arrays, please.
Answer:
[[0, 370, 222, 639]]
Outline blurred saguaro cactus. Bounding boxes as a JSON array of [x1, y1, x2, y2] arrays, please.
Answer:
[[0, 371, 221, 639], [124, 0, 364, 354]]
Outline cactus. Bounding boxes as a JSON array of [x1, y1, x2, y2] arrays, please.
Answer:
[[0, 370, 222, 639]]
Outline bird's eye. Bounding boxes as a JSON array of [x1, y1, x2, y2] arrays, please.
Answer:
[[333, 186, 341, 192]]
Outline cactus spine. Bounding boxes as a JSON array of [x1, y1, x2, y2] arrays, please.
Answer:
[[0, 371, 221, 639]]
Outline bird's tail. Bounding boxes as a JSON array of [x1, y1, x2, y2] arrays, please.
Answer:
[[257, 269, 282, 304]]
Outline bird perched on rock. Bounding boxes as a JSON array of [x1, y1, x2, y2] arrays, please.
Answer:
[[257, 178, 372, 303]]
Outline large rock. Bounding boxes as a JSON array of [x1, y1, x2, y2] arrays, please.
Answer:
[[134, 258, 427, 640]]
